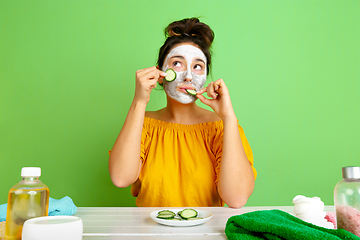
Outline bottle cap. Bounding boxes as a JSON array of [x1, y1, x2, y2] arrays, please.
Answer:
[[342, 166, 360, 179], [21, 167, 41, 177]]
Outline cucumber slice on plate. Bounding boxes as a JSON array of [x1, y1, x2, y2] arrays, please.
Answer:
[[158, 210, 175, 216], [157, 214, 175, 219], [187, 217, 203, 220], [179, 209, 198, 219], [165, 69, 176, 82], [185, 89, 197, 96]]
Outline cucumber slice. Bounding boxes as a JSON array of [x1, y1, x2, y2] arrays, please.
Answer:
[[158, 210, 175, 216], [165, 69, 176, 82], [185, 89, 197, 96], [157, 214, 175, 219], [179, 209, 198, 219], [187, 217, 203, 220]]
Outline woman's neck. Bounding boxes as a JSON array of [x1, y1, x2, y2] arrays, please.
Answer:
[[146, 95, 221, 124], [161, 96, 203, 124]]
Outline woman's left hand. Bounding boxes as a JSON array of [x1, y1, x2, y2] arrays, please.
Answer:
[[196, 79, 236, 120]]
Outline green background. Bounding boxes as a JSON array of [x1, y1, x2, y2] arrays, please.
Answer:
[[1, 0, 359, 207]]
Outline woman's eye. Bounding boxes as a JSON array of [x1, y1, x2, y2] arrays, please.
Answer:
[[173, 61, 182, 67], [194, 64, 202, 70]]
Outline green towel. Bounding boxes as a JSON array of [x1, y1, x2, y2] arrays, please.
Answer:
[[225, 209, 360, 240]]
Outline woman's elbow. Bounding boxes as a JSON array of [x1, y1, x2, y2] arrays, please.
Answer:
[[226, 196, 249, 209], [110, 175, 134, 188], [109, 164, 138, 188], [222, 187, 254, 209]]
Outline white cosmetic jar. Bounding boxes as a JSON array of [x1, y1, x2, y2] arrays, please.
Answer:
[[22, 216, 83, 240]]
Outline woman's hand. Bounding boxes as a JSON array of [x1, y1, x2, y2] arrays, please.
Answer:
[[197, 79, 236, 120], [134, 66, 166, 104]]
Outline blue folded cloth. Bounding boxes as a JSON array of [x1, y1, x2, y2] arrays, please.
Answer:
[[48, 196, 77, 216], [0, 204, 6, 222], [0, 196, 77, 222]]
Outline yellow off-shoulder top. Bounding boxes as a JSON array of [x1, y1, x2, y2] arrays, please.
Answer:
[[134, 117, 256, 207]]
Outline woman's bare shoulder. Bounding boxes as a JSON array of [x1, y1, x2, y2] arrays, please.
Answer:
[[197, 108, 221, 122], [145, 109, 164, 120]]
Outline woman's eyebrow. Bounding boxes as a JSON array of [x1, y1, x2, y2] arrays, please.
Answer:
[[194, 58, 205, 64], [170, 55, 185, 59]]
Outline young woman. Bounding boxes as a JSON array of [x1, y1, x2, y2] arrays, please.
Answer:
[[109, 18, 257, 208]]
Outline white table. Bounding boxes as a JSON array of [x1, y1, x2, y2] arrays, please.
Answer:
[[74, 206, 335, 240]]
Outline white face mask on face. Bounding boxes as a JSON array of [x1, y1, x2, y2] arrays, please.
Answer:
[[162, 45, 207, 104]]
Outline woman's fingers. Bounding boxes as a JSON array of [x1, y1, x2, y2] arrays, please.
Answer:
[[134, 66, 167, 104], [159, 70, 167, 77], [214, 82, 220, 91], [197, 87, 207, 95], [141, 69, 159, 82], [215, 79, 228, 92], [148, 78, 158, 88], [196, 94, 212, 106], [136, 66, 157, 77], [204, 80, 222, 99], [197, 81, 216, 100], [137, 66, 166, 83], [196, 84, 214, 107], [197, 79, 228, 101], [207, 81, 217, 99], [137, 67, 167, 89], [211, 79, 228, 97]]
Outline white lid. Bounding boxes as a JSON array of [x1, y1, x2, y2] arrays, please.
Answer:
[[22, 216, 83, 240], [21, 167, 41, 177]]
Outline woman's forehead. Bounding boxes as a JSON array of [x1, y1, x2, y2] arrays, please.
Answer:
[[166, 44, 207, 63]]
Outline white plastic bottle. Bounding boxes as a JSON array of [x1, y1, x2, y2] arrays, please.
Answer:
[[5, 167, 49, 240], [334, 166, 360, 237]]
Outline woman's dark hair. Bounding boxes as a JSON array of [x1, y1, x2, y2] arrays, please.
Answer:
[[157, 18, 214, 75]]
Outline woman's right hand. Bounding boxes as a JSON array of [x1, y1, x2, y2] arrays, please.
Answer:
[[134, 66, 167, 104]]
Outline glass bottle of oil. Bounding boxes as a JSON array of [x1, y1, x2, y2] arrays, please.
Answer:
[[5, 167, 49, 240]]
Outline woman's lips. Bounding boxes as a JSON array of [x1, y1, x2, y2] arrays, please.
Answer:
[[178, 85, 195, 93]]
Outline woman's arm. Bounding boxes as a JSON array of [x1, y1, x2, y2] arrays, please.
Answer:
[[109, 100, 146, 188], [108, 66, 166, 188], [197, 79, 255, 208], [219, 115, 255, 208]]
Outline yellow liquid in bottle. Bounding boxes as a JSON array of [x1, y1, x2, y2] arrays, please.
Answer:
[[5, 187, 49, 240]]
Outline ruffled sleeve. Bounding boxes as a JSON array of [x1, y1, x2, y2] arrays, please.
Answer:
[[211, 122, 224, 185], [140, 121, 151, 164], [238, 125, 257, 179]]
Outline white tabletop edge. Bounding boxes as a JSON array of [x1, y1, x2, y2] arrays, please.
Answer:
[[83, 233, 224, 236]]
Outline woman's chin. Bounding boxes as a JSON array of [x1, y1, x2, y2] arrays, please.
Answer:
[[169, 94, 196, 104]]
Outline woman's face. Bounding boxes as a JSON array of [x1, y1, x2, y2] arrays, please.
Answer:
[[162, 43, 207, 104]]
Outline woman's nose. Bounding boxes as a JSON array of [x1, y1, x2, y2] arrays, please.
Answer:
[[184, 70, 192, 82]]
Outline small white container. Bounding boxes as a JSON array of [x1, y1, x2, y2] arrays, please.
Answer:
[[22, 216, 83, 240]]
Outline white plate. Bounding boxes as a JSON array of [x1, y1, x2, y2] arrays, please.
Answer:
[[150, 208, 213, 227]]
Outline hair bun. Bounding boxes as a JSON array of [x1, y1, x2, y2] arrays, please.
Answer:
[[166, 18, 214, 48]]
